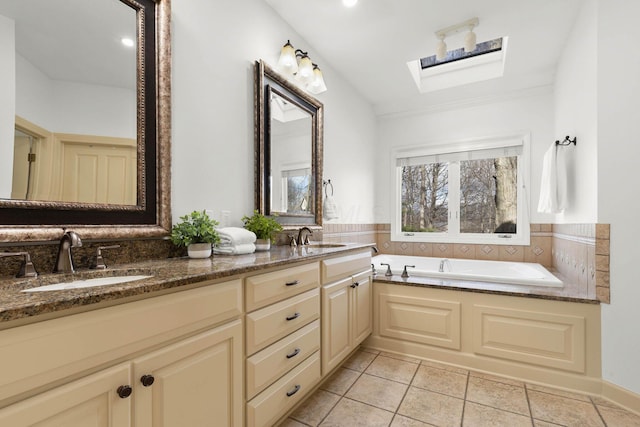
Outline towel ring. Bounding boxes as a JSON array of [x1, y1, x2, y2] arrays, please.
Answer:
[[324, 179, 334, 197]]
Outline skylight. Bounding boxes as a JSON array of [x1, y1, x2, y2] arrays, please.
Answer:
[[407, 37, 508, 93]]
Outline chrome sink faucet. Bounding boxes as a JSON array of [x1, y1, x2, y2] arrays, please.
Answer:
[[296, 227, 313, 246], [54, 231, 82, 273]]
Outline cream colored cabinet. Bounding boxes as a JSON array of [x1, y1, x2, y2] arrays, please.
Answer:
[[322, 270, 372, 374], [0, 363, 132, 426], [320, 249, 373, 375], [0, 280, 244, 427], [133, 319, 243, 427], [244, 262, 321, 427]]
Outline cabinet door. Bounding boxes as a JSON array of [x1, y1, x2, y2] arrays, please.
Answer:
[[133, 319, 243, 427], [0, 363, 131, 427], [321, 277, 352, 374], [353, 272, 373, 346]]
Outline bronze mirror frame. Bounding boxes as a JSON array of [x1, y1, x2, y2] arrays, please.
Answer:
[[0, 0, 171, 242], [254, 60, 323, 228]]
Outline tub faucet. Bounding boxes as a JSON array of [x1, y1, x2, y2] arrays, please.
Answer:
[[54, 231, 82, 273], [401, 265, 415, 278], [296, 227, 312, 246], [439, 258, 451, 273], [380, 263, 392, 277]]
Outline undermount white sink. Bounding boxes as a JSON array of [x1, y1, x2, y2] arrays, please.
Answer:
[[22, 275, 152, 293]]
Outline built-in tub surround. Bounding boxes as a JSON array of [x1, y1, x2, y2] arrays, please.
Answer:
[[372, 222, 610, 303], [373, 254, 563, 288]]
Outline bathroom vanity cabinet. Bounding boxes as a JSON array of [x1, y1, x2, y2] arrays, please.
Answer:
[[0, 279, 244, 426], [0, 245, 375, 427], [321, 251, 373, 374]]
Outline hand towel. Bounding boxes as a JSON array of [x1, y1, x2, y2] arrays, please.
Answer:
[[323, 195, 339, 220], [537, 142, 567, 213], [213, 243, 256, 255], [217, 227, 256, 246]]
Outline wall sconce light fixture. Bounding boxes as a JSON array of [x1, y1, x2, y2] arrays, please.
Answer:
[[277, 40, 327, 94], [435, 17, 479, 60]]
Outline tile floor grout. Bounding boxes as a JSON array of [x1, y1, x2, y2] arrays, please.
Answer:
[[279, 348, 640, 427]]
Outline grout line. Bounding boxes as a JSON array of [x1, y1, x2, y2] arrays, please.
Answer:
[[460, 371, 470, 427], [524, 383, 534, 424], [590, 395, 609, 427]]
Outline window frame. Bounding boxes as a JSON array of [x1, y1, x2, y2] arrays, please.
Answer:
[[391, 132, 531, 246]]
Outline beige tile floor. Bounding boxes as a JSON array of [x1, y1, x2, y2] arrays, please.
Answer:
[[278, 348, 640, 427]]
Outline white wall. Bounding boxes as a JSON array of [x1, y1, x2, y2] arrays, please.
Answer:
[[374, 90, 555, 225], [171, 0, 376, 226], [15, 55, 135, 138], [554, 0, 598, 223], [0, 15, 15, 199], [596, 0, 640, 396]]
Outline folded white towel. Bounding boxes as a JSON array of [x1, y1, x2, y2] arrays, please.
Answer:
[[217, 227, 256, 245], [213, 243, 256, 255], [537, 142, 568, 214]]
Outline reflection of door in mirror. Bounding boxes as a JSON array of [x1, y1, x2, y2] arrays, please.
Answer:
[[269, 92, 312, 215], [0, 0, 137, 205]]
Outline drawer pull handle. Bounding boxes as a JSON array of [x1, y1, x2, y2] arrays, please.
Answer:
[[286, 312, 300, 321], [117, 385, 132, 399], [286, 348, 301, 359], [286, 384, 301, 397], [350, 283, 357, 288], [285, 280, 300, 286]]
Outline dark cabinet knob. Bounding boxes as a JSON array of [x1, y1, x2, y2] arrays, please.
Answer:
[[117, 385, 132, 398], [140, 374, 155, 387]]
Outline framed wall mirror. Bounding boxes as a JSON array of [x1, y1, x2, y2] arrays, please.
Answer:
[[254, 60, 323, 228], [0, 0, 171, 242]]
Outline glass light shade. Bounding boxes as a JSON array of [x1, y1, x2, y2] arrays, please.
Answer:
[[436, 38, 447, 60], [308, 66, 327, 94], [343, 0, 358, 7], [296, 55, 314, 84], [464, 30, 477, 53], [277, 41, 298, 75]]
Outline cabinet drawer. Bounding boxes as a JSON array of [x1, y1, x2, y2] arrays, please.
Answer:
[[246, 320, 320, 399], [246, 351, 321, 427], [246, 289, 320, 355], [246, 263, 319, 311], [321, 250, 371, 284]]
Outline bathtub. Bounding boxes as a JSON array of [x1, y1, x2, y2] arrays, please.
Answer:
[[372, 254, 563, 288]]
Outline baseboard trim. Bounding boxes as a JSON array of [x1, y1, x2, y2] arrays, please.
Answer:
[[602, 380, 640, 415]]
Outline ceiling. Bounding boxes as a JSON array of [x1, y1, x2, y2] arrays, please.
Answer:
[[264, 0, 583, 116], [0, 0, 136, 90]]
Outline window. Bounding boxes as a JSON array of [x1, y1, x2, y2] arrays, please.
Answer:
[[392, 134, 530, 245]]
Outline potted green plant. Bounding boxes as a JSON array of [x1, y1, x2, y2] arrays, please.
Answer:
[[242, 210, 283, 251], [170, 210, 220, 258]]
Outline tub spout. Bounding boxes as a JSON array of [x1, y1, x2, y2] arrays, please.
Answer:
[[439, 258, 451, 273]]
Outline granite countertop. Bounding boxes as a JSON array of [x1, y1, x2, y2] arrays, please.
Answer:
[[0, 243, 373, 324]]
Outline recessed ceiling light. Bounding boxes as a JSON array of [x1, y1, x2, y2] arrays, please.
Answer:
[[121, 37, 135, 48], [343, 0, 358, 7]]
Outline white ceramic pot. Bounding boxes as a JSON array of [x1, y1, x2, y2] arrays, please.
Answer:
[[187, 243, 212, 258], [255, 239, 271, 251]]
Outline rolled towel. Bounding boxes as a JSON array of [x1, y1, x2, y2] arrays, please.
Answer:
[[217, 227, 256, 246], [213, 243, 256, 255]]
